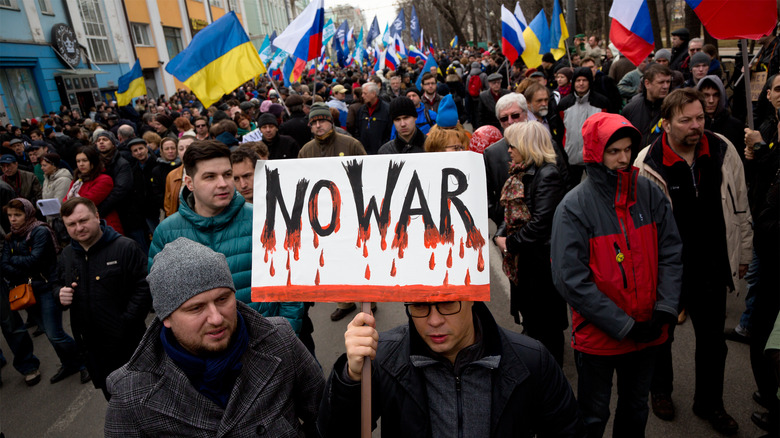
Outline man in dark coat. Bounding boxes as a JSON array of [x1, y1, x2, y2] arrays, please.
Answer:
[[95, 131, 138, 240], [377, 97, 426, 154], [356, 82, 392, 155], [669, 28, 690, 72], [279, 95, 313, 149], [476, 73, 510, 129], [319, 301, 584, 437], [621, 63, 673, 163], [258, 113, 299, 160], [57, 197, 151, 399]]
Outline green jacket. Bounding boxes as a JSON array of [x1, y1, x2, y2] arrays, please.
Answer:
[[149, 189, 303, 333]]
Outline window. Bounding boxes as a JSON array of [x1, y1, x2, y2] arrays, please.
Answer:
[[227, 0, 238, 11], [77, 0, 113, 63], [38, 0, 53, 14], [131, 23, 152, 46], [163, 27, 183, 59], [209, 0, 222, 7], [0, 0, 19, 9], [0, 69, 44, 125]]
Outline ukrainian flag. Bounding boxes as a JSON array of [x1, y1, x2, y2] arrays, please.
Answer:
[[521, 11, 552, 68], [116, 60, 145, 107], [549, 0, 569, 60], [450, 35, 458, 48], [165, 12, 266, 108]]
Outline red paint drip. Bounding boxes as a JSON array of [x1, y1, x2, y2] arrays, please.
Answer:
[[443, 270, 449, 286], [356, 224, 371, 251], [364, 264, 371, 280], [260, 223, 276, 252], [465, 269, 471, 285], [381, 236, 387, 251], [286, 251, 290, 270], [466, 226, 486, 250], [390, 259, 397, 277], [270, 259, 275, 276], [356, 234, 362, 248], [423, 225, 439, 249], [313, 233, 319, 248], [284, 225, 302, 261], [429, 252, 436, 270], [447, 248, 453, 268], [363, 243, 369, 258], [264, 249, 269, 263], [319, 249, 324, 267], [315, 269, 320, 285], [391, 217, 410, 259], [459, 238, 465, 258], [286, 270, 292, 286], [477, 248, 485, 272]]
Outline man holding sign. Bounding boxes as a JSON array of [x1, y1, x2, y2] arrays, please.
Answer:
[[318, 301, 583, 436]]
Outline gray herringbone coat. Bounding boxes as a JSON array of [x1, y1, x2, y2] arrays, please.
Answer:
[[104, 302, 324, 437]]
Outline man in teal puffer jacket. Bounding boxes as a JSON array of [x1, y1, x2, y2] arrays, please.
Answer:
[[149, 140, 303, 334]]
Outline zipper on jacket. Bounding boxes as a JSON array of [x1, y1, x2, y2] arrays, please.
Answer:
[[613, 243, 628, 288], [456, 376, 463, 438], [690, 163, 699, 197]]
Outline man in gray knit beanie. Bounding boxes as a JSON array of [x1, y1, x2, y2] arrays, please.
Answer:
[[147, 237, 235, 320], [105, 237, 325, 435]]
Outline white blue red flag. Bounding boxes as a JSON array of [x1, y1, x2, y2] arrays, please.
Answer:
[[609, 0, 654, 66]]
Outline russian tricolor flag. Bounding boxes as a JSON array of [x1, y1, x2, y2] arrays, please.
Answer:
[[385, 45, 399, 71], [272, 0, 324, 75], [686, 0, 776, 40], [609, 0, 654, 66], [501, 5, 525, 66], [408, 47, 427, 64]]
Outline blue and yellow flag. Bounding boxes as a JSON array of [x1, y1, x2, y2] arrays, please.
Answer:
[[549, 0, 569, 60], [116, 60, 145, 107], [165, 12, 266, 108], [521, 11, 552, 68], [450, 35, 458, 48]]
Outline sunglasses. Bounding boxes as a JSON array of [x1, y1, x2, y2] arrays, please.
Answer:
[[195, 124, 207, 128], [499, 113, 523, 123]]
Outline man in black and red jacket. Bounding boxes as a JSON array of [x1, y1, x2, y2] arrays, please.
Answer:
[[551, 112, 682, 438]]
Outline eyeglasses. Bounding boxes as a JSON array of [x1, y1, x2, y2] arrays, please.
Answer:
[[689, 47, 702, 53], [195, 124, 207, 128], [404, 301, 462, 318], [499, 112, 524, 123], [444, 144, 466, 152]]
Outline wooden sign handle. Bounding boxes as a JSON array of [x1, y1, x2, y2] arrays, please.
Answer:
[[361, 302, 372, 438]]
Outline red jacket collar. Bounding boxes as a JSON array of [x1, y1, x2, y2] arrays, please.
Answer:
[[661, 132, 710, 167]]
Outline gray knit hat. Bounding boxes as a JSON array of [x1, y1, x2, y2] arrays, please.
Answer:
[[148, 237, 235, 320]]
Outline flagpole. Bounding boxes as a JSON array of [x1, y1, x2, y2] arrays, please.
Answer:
[[264, 72, 291, 117], [361, 302, 372, 438], [564, 39, 572, 66], [739, 39, 754, 130], [501, 58, 510, 90]]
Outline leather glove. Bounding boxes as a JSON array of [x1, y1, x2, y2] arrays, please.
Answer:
[[627, 320, 661, 343]]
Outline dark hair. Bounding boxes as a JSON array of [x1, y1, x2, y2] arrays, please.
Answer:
[[183, 140, 231, 176], [230, 146, 260, 167], [41, 153, 61, 167], [643, 63, 673, 84], [61, 197, 98, 217], [661, 88, 705, 122], [2, 199, 25, 215], [75, 146, 104, 181], [421, 72, 436, 84], [210, 120, 237, 138], [241, 141, 269, 159]]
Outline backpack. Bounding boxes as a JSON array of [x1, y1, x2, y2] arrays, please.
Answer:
[[468, 74, 482, 97]]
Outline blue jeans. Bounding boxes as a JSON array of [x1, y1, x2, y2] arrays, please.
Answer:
[[739, 250, 760, 331], [0, 282, 40, 374], [575, 346, 658, 438], [27, 286, 82, 371]]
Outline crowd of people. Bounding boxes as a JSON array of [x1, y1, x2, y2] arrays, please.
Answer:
[[0, 23, 778, 438]]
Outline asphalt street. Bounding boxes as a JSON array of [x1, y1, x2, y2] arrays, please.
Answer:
[[0, 230, 769, 438]]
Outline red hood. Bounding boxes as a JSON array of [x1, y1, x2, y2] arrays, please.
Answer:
[[582, 112, 641, 164]]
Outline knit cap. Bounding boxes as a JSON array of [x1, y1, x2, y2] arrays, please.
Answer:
[[654, 49, 671, 63], [436, 94, 458, 128], [389, 96, 417, 121], [258, 113, 278, 128], [309, 102, 333, 123], [147, 237, 236, 320], [95, 130, 118, 146], [690, 51, 711, 67]]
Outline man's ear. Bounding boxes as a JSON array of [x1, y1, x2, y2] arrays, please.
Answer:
[[163, 318, 171, 329], [184, 174, 194, 191]]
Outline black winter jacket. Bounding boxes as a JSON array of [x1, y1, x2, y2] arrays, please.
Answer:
[[279, 111, 313, 149], [1, 226, 58, 291], [55, 224, 151, 387], [100, 151, 135, 228], [356, 99, 392, 154], [318, 302, 584, 437], [262, 133, 300, 160]]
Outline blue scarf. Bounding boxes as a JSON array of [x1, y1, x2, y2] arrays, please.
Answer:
[[160, 311, 249, 408]]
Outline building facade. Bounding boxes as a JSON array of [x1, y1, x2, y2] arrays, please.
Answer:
[[0, 0, 247, 125]]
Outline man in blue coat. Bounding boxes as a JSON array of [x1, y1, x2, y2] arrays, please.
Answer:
[[149, 140, 303, 334]]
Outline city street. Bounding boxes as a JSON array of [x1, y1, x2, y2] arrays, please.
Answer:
[[0, 233, 769, 438]]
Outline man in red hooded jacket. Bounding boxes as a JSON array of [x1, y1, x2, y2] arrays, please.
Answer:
[[551, 112, 683, 438]]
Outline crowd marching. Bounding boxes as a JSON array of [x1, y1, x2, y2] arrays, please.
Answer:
[[0, 16, 779, 438]]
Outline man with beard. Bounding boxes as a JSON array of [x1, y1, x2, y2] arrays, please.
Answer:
[[635, 89, 752, 435], [105, 238, 323, 436]]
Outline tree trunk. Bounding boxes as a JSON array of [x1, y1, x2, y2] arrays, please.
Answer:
[[661, 0, 671, 47], [684, 2, 701, 38], [468, 0, 479, 46], [430, 0, 468, 48], [648, 0, 664, 50]]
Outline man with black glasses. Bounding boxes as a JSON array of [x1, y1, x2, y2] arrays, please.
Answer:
[[193, 117, 210, 141], [318, 300, 584, 437]]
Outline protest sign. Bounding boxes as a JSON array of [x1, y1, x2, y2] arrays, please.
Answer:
[[251, 152, 490, 303]]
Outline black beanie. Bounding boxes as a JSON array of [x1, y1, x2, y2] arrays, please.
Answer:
[[389, 97, 417, 121], [258, 113, 278, 128]]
